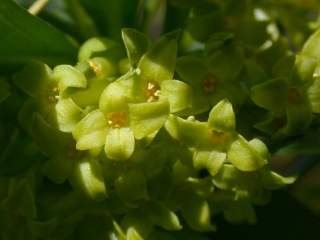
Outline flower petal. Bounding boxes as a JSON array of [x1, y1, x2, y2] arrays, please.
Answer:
[[121, 211, 153, 240], [176, 56, 207, 85], [115, 169, 147, 202], [28, 218, 59, 238], [122, 28, 150, 67], [86, 57, 118, 78], [223, 202, 256, 225], [78, 37, 117, 61], [69, 157, 107, 201], [76, 128, 108, 150], [260, 169, 296, 190], [18, 98, 40, 135], [180, 193, 215, 232], [32, 113, 72, 157], [42, 154, 73, 184], [227, 135, 268, 171], [165, 115, 211, 147], [308, 65, 320, 113], [205, 43, 244, 82], [193, 150, 226, 176], [99, 79, 134, 113], [55, 98, 84, 132], [293, 54, 317, 83], [211, 164, 250, 190], [145, 202, 182, 231], [160, 80, 192, 113], [13, 60, 52, 99], [4, 178, 37, 219], [280, 94, 312, 136], [129, 100, 169, 139], [105, 127, 135, 160], [251, 78, 289, 113], [72, 110, 107, 141], [208, 99, 235, 132], [53, 65, 87, 94], [138, 31, 179, 84], [69, 77, 112, 108]]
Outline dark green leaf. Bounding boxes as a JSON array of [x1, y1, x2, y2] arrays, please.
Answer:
[[0, 0, 77, 69]]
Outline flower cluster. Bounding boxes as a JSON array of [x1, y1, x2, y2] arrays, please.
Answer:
[[0, 26, 298, 240]]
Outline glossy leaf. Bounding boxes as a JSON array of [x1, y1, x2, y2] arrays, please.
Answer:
[[0, 0, 77, 67]]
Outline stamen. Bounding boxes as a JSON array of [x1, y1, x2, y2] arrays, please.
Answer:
[[145, 81, 161, 102], [210, 130, 230, 145], [88, 59, 102, 76], [47, 85, 60, 104]]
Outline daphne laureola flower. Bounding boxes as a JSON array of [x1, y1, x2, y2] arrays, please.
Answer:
[[4, 26, 297, 239]]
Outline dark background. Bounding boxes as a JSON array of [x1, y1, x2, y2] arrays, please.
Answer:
[[211, 190, 320, 240]]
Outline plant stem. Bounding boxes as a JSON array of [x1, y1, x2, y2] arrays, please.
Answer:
[[28, 0, 49, 15]]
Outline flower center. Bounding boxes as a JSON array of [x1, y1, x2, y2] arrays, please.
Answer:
[[202, 74, 217, 93], [287, 87, 301, 104], [47, 86, 60, 104], [210, 130, 231, 145], [107, 112, 128, 128], [88, 59, 102, 76], [145, 81, 161, 102]]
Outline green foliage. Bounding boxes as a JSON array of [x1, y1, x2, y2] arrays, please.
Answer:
[[0, 0, 77, 70]]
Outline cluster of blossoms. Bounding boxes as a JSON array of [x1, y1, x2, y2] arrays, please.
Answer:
[[0, 26, 301, 239]]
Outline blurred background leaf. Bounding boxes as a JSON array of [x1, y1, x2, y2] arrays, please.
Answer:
[[0, 0, 77, 72]]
